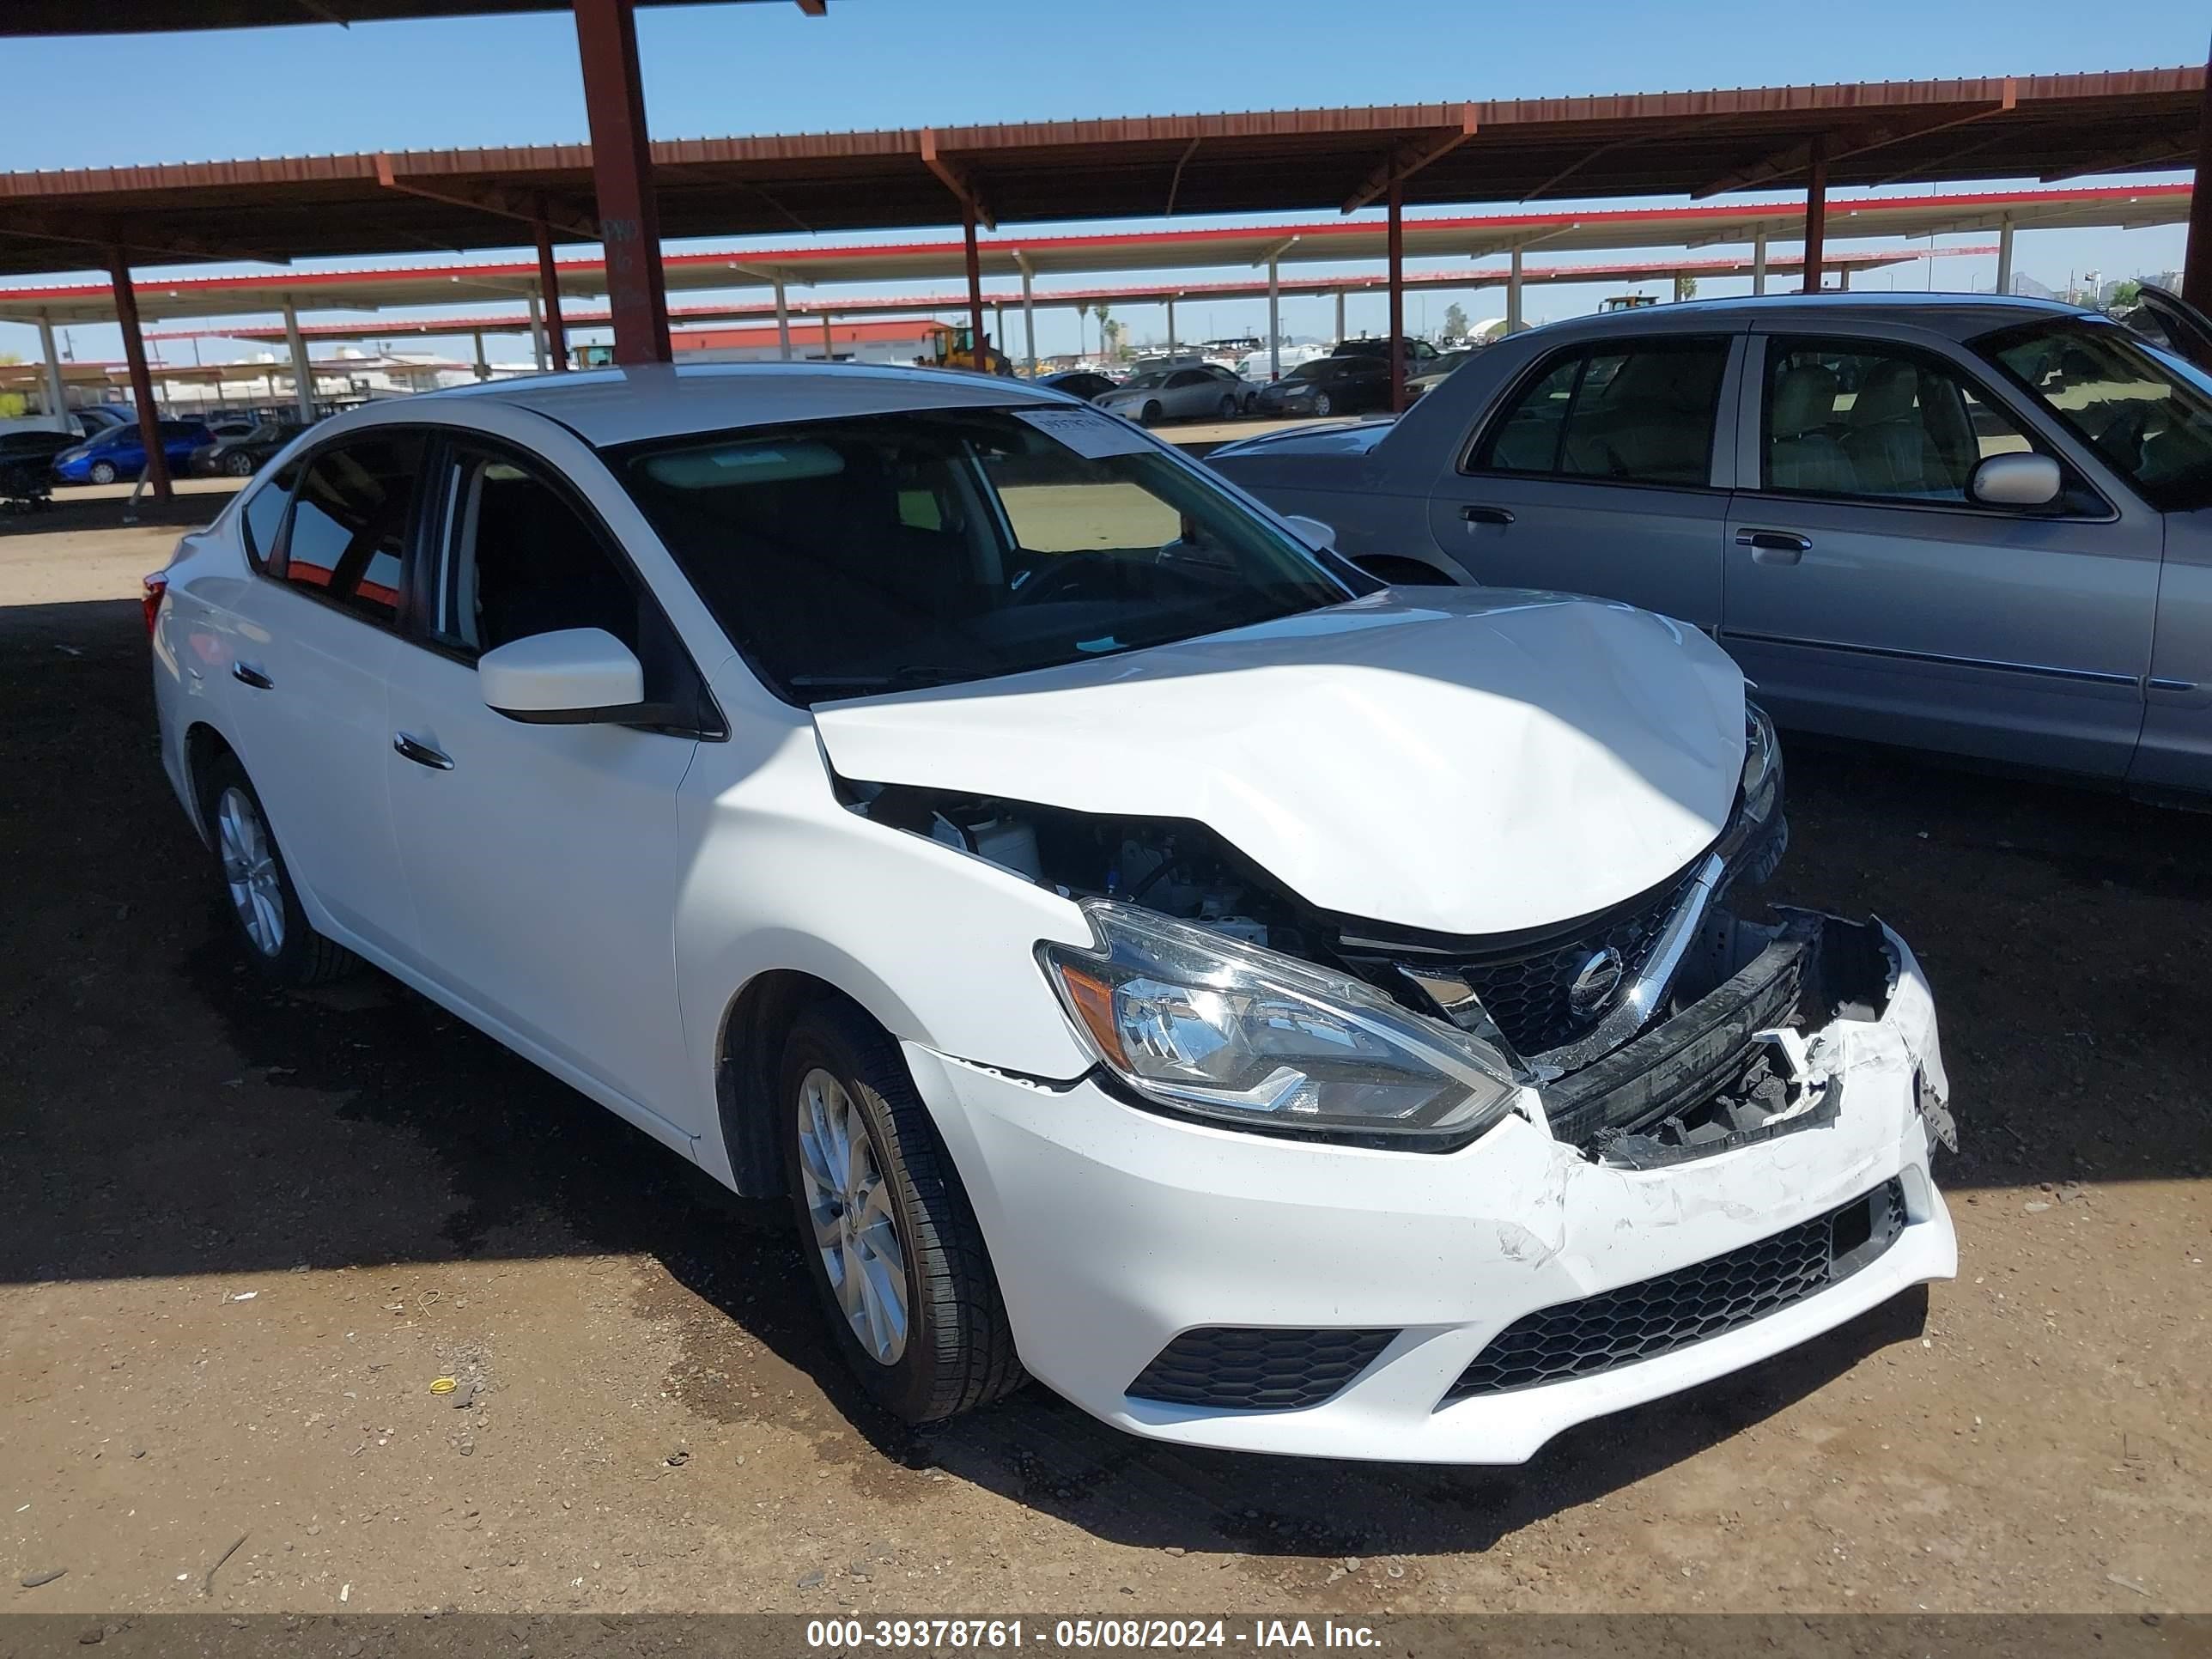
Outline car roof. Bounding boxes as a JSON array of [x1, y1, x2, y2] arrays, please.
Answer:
[[411, 361, 1073, 447], [1522, 290, 2088, 345]]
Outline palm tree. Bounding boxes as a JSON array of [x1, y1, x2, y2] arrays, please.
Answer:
[[1095, 303, 1115, 362], [1076, 301, 1091, 360]]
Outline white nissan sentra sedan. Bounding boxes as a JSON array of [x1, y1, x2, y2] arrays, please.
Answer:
[[148, 363, 1957, 1462]]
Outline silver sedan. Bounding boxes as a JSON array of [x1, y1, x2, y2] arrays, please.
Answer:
[[1095, 364, 1255, 425]]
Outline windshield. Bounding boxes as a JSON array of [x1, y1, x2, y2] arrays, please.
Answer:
[[614, 405, 1361, 707], [1979, 318, 2212, 512], [1115, 372, 1168, 390], [1287, 360, 1356, 383]]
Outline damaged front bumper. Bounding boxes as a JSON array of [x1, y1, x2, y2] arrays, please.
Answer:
[[904, 918, 1955, 1464]]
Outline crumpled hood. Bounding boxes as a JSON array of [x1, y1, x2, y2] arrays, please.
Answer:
[[811, 591, 1747, 936]]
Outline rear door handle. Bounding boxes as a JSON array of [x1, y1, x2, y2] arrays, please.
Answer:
[[1460, 504, 1516, 526], [392, 732, 454, 771], [1735, 529, 1811, 564], [231, 661, 273, 690]]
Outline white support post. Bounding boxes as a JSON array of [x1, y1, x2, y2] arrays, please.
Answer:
[[1267, 259, 1280, 380], [1166, 297, 1176, 356], [283, 302, 316, 421], [1753, 231, 1768, 296], [472, 331, 489, 382], [774, 277, 792, 362], [1019, 260, 1037, 377], [1996, 217, 2015, 296], [1334, 290, 1345, 345], [1507, 246, 1524, 333], [528, 295, 549, 372], [1838, 264, 1851, 291], [36, 313, 68, 429]]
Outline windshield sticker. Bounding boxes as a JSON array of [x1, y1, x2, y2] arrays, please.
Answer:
[[1011, 406, 1155, 459]]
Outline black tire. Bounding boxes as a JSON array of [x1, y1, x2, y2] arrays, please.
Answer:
[[780, 1001, 1024, 1425], [198, 750, 361, 987], [1216, 394, 1238, 419], [88, 460, 118, 485], [1139, 401, 1163, 427], [222, 450, 257, 477]]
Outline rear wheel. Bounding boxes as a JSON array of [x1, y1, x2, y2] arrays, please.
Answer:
[[781, 1001, 1024, 1424], [88, 460, 118, 485], [198, 751, 360, 987], [222, 450, 257, 477], [1139, 401, 1163, 427], [1216, 394, 1238, 419]]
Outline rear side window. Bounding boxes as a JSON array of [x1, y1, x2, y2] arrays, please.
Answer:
[[277, 434, 422, 627], [238, 462, 299, 570], [1470, 338, 1730, 486]]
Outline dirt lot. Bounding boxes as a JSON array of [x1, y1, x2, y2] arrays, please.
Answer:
[[1, 493, 2206, 1619]]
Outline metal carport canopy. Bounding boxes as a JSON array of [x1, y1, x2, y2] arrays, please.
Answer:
[[0, 186, 2181, 327], [0, 71, 2199, 281]]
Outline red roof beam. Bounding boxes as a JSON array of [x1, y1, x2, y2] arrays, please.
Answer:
[[1341, 106, 1479, 214], [1694, 80, 2017, 198], [374, 153, 598, 241]]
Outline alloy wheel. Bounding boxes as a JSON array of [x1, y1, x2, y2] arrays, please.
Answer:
[[216, 786, 285, 957], [795, 1066, 909, 1364]]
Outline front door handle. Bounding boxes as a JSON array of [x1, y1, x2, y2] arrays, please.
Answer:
[[1460, 504, 1516, 526], [392, 732, 454, 771], [232, 661, 273, 690], [1735, 528, 1812, 564]]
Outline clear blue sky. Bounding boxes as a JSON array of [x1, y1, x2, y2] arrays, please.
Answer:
[[2, 0, 2204, 367]]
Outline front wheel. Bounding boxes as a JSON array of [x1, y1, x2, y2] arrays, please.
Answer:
[[1313, 392, 1333, 416], [222, 450, 257, 477], [781, 1001, 1024, 1424], [88, 461, 118, 485], [198, 751, 360, 987]]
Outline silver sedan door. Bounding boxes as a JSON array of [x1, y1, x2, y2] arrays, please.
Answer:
[[1423, 329, 1747, 629], [1722, 327, 2160, 780]]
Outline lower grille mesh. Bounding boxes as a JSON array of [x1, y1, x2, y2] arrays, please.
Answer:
[[1446, 1179, 1906, 1399], [1127, 1327, 1396, 1412]]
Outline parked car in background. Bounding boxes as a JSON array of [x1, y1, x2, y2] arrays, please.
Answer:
[[70, 405, 134, 437], [1407, 345, 1483, 402], [192, 419, 307, 478], [149, 362, 1953, 1462], [1034, 370, 1120, 402], [1333, 336, 1443, 371], [1253, 353, 1395, 416], [0, 428, 74, 509], [1094, 362, 1254, 424], [53, 418, 211, 485], [1208, 292, 2212, 799]]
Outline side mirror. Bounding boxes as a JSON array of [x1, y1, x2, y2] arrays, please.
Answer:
[[1970, 452, 2061, 508], [479, 628, 649, 724], [1282, 513, 1338, 550]]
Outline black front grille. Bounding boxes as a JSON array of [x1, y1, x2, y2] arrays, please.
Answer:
[[1445, 1179, 1906, 1400], [1454, 878, 1688, 1055], [1127, 1327, 1397, 1412]]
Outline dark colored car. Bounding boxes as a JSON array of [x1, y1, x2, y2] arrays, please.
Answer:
[[1036, 370, 1120, 402], [191, 419, 306, 478], [52, 419, 211, 486], [1331, 336, 1442, 369], [0, 428, 76, 509], [1253, 355, 1394, 417]]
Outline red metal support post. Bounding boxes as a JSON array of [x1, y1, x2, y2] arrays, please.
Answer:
[[1387, 173, 1407, 413], [534, 210, 569, 372], [2182, 37, 2212, 313], [108, 246, 171, 502], [963, 204, 988, 374], [573, 0, 670, 365], [1802, 133, 1829, 295]]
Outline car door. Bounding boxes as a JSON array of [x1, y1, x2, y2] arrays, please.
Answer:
[[1161, 368, 1212, 419], [380, 431, 713, 1152], [1423, 330, 1744, 627], [1721, 329, 2159, 779], [221, 429, 422, 957]]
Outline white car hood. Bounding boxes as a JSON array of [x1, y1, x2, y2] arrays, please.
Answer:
[[811, 591, 1747, 937]]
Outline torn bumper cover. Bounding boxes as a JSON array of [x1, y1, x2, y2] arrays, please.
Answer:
[[902, 918, 1956, 1464]]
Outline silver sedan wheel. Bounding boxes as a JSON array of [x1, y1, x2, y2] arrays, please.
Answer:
[[796, 1066, 908, 1365], [216, 786, 284, 957]]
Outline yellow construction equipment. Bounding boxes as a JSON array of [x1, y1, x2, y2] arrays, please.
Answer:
[[916, 323, 1013, 375]]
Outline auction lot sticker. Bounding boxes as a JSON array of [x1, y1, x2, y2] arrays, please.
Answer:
[[1011, 407, 1156, 459]]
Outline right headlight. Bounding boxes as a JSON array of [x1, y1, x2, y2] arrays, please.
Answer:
[[1038, 901, 1529, 1150], [1741, 701, 1782, 824]]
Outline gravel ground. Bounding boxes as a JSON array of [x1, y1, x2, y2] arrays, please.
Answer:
[[0, 500, 2206, 1619]]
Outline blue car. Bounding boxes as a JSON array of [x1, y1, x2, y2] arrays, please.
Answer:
[[53, 418, 211, 486]]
